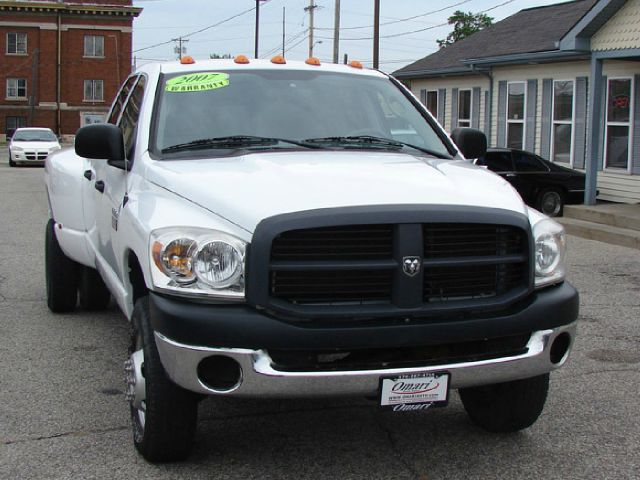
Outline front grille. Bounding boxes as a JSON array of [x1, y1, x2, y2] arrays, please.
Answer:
[[268, 333, 531, 372], [424, 263, 524, 302], [271, 269, 393, 304], [423, 224, 524, 257], [271, 224, 393, 261], [25, 151, 48, 161], [269, 223, 529, 307]]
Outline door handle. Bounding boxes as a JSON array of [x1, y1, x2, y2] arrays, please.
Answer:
[[94, 180, 105, 193], [83, 170, 93, 181]]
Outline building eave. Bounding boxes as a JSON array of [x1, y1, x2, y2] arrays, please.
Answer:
[[558, 0, 626, 51], [462, 50, 591, 67], [392, 67, 478, 80], [0, 1, 142, 17]]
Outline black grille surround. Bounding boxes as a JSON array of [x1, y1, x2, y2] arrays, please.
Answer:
[[246, 205, 534, 322]]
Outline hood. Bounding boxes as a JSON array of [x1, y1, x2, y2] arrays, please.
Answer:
[[10, 140, 60, 150], [146, 150, 526, 233]]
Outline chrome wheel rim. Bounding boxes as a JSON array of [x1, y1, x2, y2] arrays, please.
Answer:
[[125, 337, 146, 429]]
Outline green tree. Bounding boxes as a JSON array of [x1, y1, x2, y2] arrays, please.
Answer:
[[437, 11, 493, 49]]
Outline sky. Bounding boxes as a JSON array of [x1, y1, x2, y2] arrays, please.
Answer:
[[131, 0, 567, 72]]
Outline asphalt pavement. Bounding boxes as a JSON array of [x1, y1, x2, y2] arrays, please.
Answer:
[[1, 152, 639, 479]]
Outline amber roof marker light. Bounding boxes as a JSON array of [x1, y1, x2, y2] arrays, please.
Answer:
[[180, 56, 195, 65], [305, 57, 321, 66], [271, 55, 286, 64], [348, 60, 363, 69], [234, 55, 250, 64]]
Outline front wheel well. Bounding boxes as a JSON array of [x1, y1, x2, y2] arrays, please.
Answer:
[[128, 252, 148, 304]]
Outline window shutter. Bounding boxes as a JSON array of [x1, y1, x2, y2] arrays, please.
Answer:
[[484, 90, 491, 138], [573, 77, 588, 169], [472, 87, 481, 129], [420, 89, 427, 105], [540, 78, 553, 160], [451, 88, 459, 130], [598, 76, 607, 170], [525, 79, 537, 152], [632, 75, 640, 174], [437, 88, 446, 125], [497, 81, 507, 147]]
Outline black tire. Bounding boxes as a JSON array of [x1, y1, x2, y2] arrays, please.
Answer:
[[128, 297, 198, 462], [459, 374, 550, 433], [9, 154, 16, 167], [536, 188, 564, 217], [45, 219, 79, 312], [79, 266, 111, 311]]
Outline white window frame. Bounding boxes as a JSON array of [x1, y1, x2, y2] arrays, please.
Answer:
[[457, 89, 472, 128], [506, 81, 526, 150], [83, 79, 104, 102], [6, 78, 27, 100], [426, 90, 439, 119], [550, 79, 576, 166], [84, 35, 105, 58], [6, 32, 27, 55], [604, 76, 634, 173]]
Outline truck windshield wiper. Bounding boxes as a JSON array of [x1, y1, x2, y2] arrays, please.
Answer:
[[302, 135, 452, 159], [161, 135, 321, 153]]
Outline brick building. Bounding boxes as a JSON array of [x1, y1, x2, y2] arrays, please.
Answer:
[[1, 0, 141, 138]]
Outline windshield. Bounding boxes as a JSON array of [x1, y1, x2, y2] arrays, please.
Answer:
[[12, 130, 57, 142], [153, 69, 452, 158]]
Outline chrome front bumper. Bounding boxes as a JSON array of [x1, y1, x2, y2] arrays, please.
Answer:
[[154, 322, 576, 397]]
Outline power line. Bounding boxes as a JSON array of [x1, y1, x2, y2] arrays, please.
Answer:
[[262, 30, 306, 58], [315, 0, 473, 31], [133, 5, 261, 54], [318, 0, 514, 41]]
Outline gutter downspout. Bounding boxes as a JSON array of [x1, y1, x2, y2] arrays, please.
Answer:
[[470, 64, 493, 143], [56, 12, 61, 136]]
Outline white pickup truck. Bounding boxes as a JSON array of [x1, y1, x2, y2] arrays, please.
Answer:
[[44, 57, 578, 462]]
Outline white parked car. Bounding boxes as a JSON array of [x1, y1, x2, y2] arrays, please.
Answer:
[[9, 127, 61, 167], [44, 57, 578, 462]]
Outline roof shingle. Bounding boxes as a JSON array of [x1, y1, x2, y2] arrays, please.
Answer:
[[394, 0, 598, 77]]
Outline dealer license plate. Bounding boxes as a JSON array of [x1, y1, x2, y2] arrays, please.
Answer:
[[380, 372, 450, 411]]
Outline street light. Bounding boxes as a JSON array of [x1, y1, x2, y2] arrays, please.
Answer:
[[310, 39, 322, 57]]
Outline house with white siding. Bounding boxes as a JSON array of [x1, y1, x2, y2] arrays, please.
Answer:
[[393, 0, 640, 204]]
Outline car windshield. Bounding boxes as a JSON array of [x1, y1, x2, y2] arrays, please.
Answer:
[[12, 130, 57, 142], [153, 69, 452, 158]]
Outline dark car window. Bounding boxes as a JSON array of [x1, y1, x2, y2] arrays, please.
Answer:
[[513, 151, 549, 172], [477, 151, 513, 172], [153, 70, 452, 158], [108, 76, 139, 125], [119, 75, 146, 159]]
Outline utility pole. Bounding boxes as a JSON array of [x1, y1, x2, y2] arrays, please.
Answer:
[[254, 0, 260, 58], [282, 6, 286, 56], [333, 0, 340, 63], [373, 0, 380, 69], [172, 37, 188, 60], [304, 1, 318, 58]]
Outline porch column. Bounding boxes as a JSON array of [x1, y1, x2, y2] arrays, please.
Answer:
[[585, 56, 603, 205]]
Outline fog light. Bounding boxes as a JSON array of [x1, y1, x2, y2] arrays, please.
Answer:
[[197, 356, 242, 392], [550, 332, 571, 365]]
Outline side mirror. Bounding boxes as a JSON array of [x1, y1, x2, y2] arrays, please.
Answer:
[[75, 124, 125, 164], [450, 127, 487, 159]]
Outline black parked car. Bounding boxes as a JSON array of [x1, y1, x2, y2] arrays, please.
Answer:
[[475, 148, 588, 217]]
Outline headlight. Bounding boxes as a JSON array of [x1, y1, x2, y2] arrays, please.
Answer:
[[150, 227, 246, 300], [49, 145, 61, 153], [10, 146, 23, 152], [532, 218, 566, 288]]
